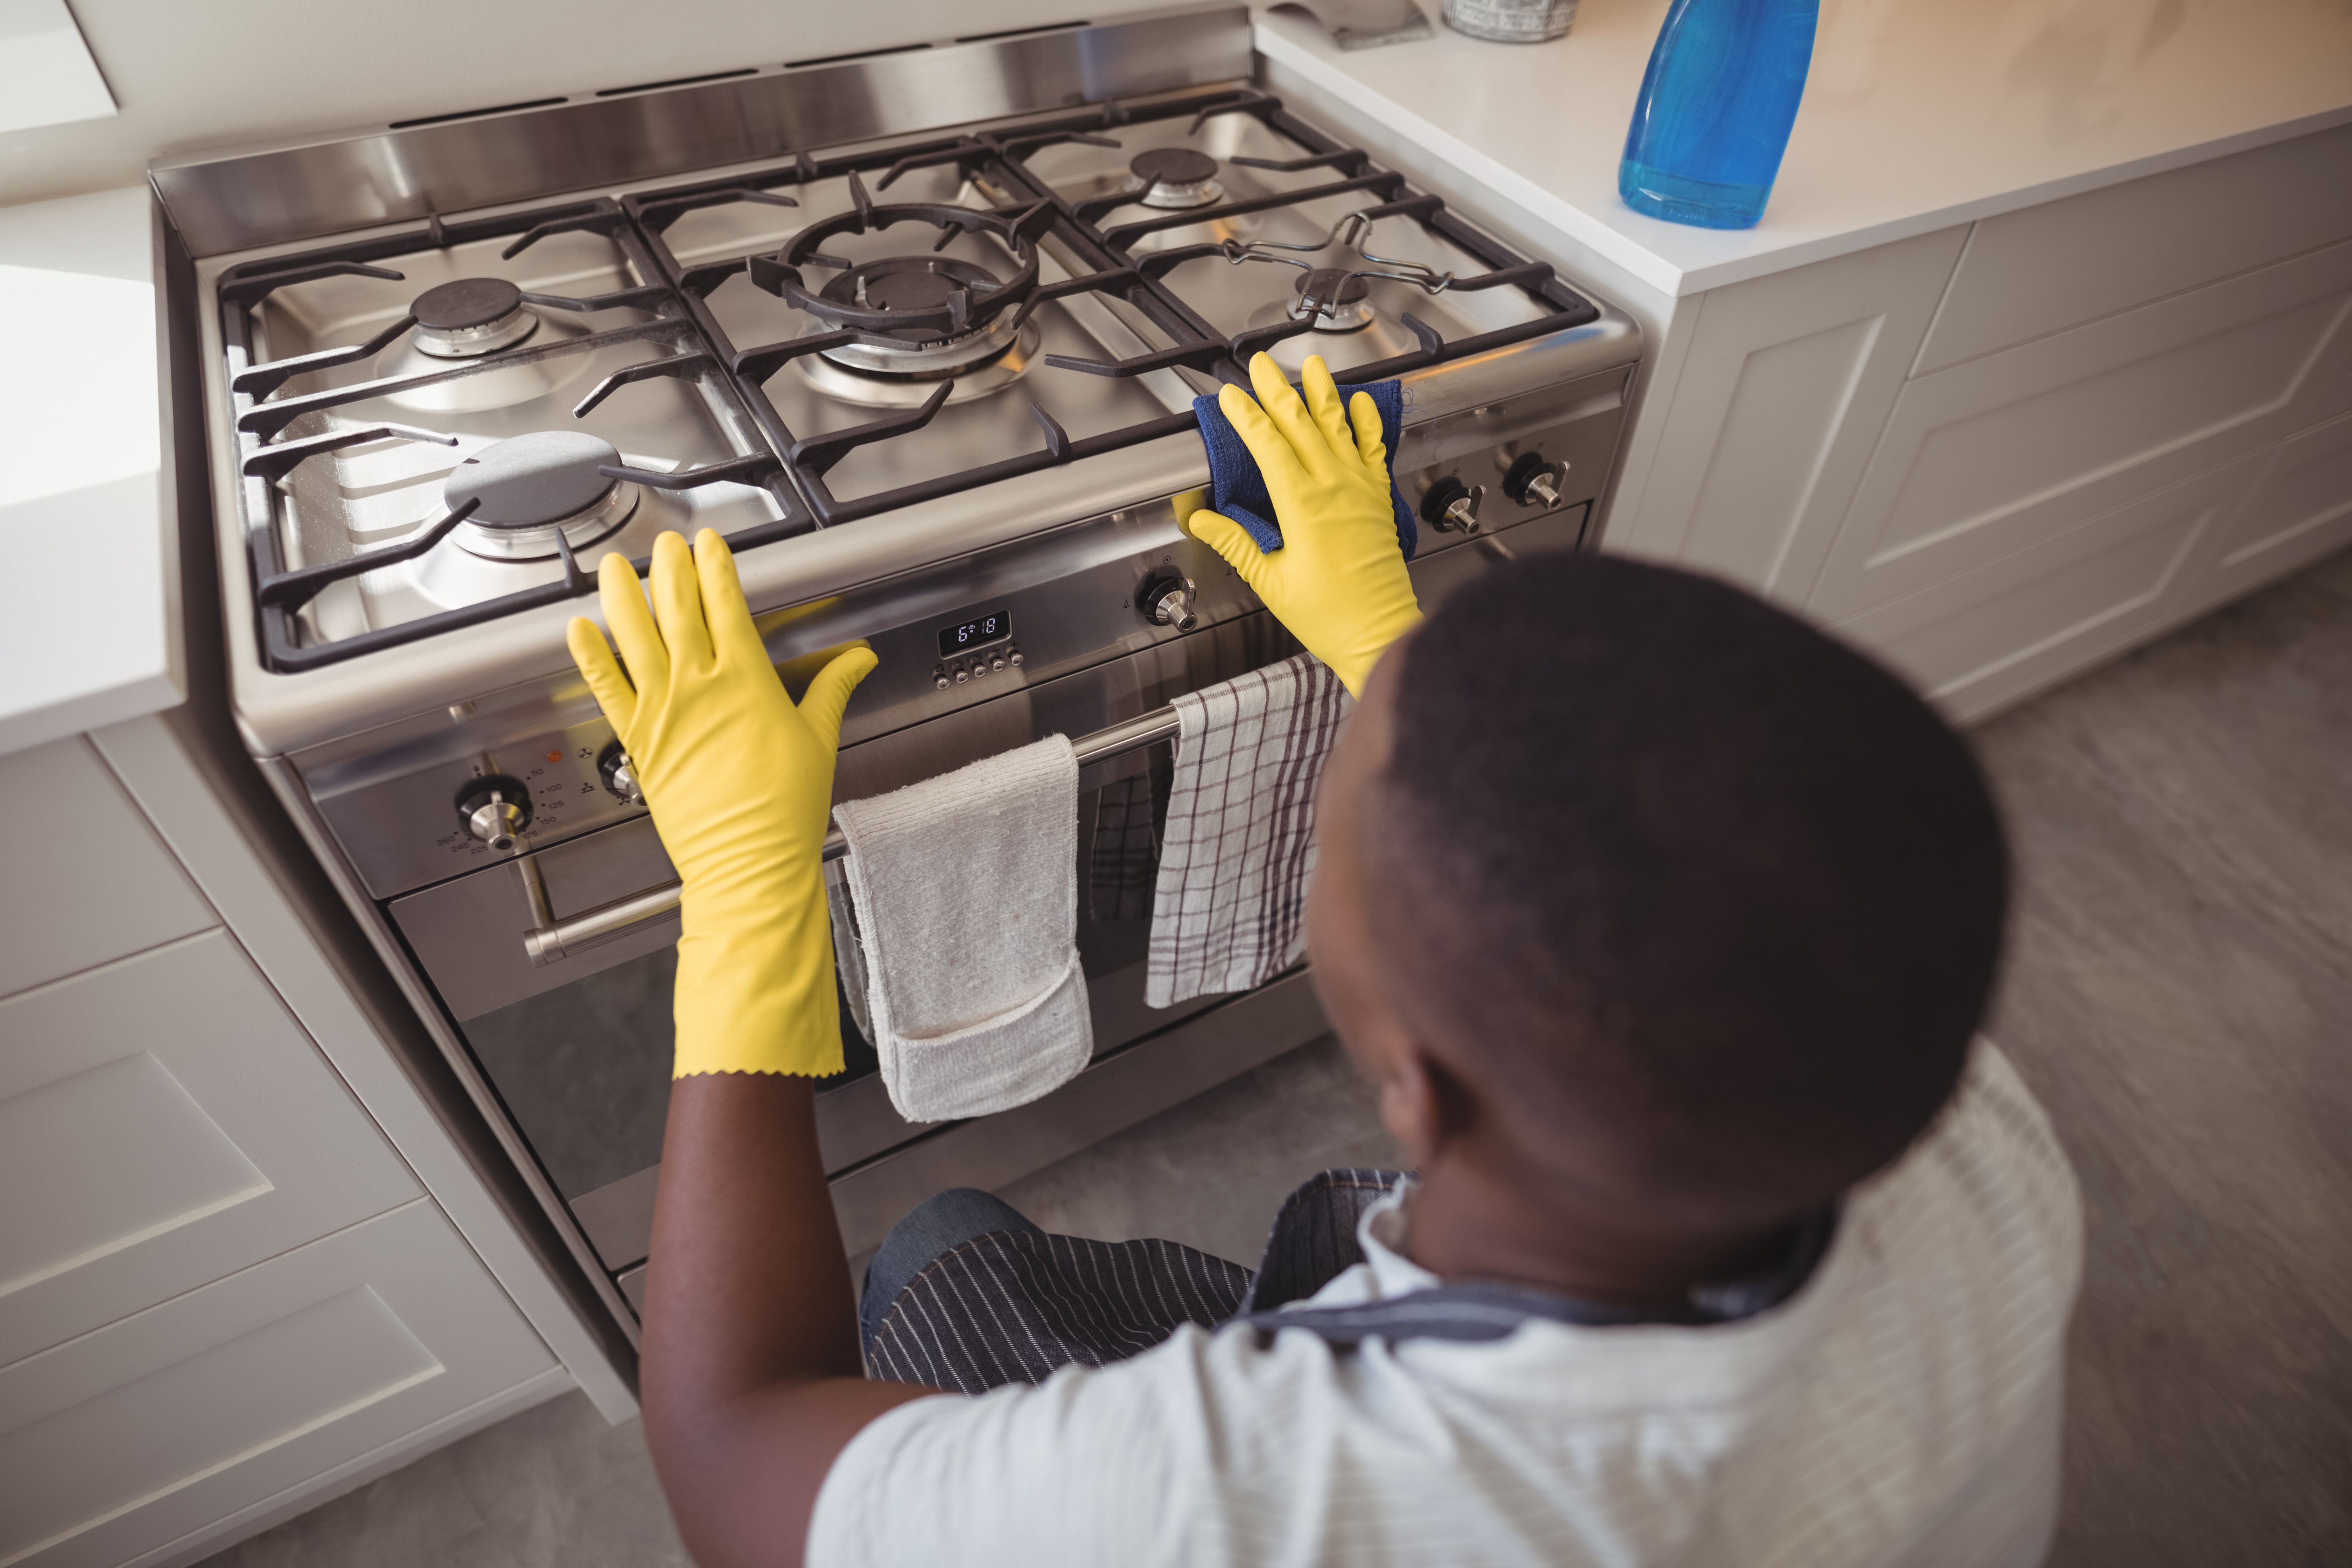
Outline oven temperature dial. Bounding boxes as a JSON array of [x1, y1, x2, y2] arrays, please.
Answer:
[[597, 741, 644, 806], [455, 775, 532, 851], [1138, 572, 1198, 631]]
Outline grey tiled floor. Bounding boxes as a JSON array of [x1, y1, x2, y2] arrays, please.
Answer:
[[204, 553, 2352, 1568]]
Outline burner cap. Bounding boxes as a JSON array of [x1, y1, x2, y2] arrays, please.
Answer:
[[819, 256, 1006, 345], [444, 431, 620, 529], [1130, 148, 1219, 187], [1294, 271, 1370, 305], [413, 278, 525, 332]]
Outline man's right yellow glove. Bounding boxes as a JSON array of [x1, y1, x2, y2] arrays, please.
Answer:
[[1186, 352, 1423, 696], [566, 530, 875, 1079]]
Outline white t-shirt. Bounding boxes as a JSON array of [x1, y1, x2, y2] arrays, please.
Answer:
[[808, 1043, 2083, 1568]]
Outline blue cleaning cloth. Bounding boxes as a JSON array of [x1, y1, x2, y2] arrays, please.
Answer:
[[1192, 378, 1416, 561]]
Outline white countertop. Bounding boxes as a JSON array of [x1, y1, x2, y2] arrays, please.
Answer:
[[0, 184, 179, 759], [1255, 0, 2352, 297]]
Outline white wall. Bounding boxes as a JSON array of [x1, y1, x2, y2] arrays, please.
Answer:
[[1, 0, 1178, 208]]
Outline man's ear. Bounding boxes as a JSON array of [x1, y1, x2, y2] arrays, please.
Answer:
[[1374, 1042, 1476, 1170]]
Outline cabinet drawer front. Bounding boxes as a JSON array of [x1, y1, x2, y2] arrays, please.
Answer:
[[0, 1199, 555, 1568], [2186, 410, 2352, 614], [1918, 123, 2352, 374], [0, 740, 215, 1000], [0, 931, 421, 1367], [1831, 453, 2263, 722], [1812, 239, 2352, 623]]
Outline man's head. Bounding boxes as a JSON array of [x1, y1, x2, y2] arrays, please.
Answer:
[[1310, 554, 2007, 1234]]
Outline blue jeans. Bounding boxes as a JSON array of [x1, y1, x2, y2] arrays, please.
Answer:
[[858, 1188, 1042, 1355]]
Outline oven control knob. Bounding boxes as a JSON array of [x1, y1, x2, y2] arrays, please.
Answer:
[[934, 668, 952, 690], [1420, 475, 1485, 535], [455, 775, 532, 852], [1008, 649, 1024, 667], [597, 742, 643, 806], [1139, 572, 1198, 631], [1503, 451, 1568, 510]]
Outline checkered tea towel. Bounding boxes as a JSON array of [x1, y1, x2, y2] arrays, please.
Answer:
[[1145, 654, 1353, 1008]]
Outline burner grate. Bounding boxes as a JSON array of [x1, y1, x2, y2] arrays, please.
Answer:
[[219, 198, 800, 672], [627, 85, 1601, 528]]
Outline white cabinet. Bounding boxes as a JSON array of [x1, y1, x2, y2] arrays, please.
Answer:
[[0, 930, 421, 1367], [0, 740, 213, 998], [1603, 122, 2352, 722], [0, 721, 575, 1568], [0, 1200, 559, 1568]]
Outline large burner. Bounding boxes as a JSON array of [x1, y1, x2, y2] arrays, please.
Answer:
[[1127, 148, 1224, 210], [442, 430, 637, 561], [412, 278, 539, 357], [814, 257, 1025, 375]]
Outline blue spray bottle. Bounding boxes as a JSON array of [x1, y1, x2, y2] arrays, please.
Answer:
[[1619, 0, 1819, 230]]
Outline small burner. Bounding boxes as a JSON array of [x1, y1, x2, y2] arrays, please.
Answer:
[[443, 430, 636, 561], [1128, 148, 1224, 210], [1289, 270, 1377, 332], [412, 277, 539, 358]]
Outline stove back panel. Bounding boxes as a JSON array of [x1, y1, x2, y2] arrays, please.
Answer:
[[149, 6, 1253, 256]]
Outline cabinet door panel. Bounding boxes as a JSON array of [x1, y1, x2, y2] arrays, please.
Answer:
[[1833, 454, 2260, 722], [0, 740, 215, 999], [0, 1200, 555, 1568], [1918, 123, 2352, 373], [1812, 239, 2352, 622], [0, 932, 421, 1366], [1615, 226, 1968, 606], [2184, 411, 2352, 614]]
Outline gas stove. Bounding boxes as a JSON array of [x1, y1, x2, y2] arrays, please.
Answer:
[[155, 6, 1639, 1349], [199, 80, 1601, 678]]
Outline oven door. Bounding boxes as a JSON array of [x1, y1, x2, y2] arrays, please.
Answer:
[[385, 610, 1328, 1307]]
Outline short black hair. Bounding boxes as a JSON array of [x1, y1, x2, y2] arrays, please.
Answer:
[[1367, 554, 2006, 1211]]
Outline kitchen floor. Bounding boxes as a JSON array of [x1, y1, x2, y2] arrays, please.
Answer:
[[203, 552, 2352, 1568]]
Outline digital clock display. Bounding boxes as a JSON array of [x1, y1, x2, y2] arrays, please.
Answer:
[[938, 610, 1012, 659]]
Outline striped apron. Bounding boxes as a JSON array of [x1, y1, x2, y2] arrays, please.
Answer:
[[863, 1169, 1834, 1391]]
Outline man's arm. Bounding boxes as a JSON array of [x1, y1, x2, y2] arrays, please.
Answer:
[[565, 531, 945, 1568], [640, 1074, 942, 1568]]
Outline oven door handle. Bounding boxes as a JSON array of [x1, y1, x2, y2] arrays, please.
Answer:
[[522, 704, 1184, 966]]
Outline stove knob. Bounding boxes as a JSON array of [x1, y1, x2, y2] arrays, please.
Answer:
[[990, 654, 1007, 672], [1008, 649, 1024, 667], [1420, 475, 1485, 536], [455, 775, 532, 852], [597, 742, 643, 806], [934, 668, 952, 690], [1503, 451, 1568, 510], [954, 667, 970, 684], [1139, 572, 1198, 631]]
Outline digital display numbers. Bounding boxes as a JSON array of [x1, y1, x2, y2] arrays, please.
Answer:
[[938, 609, 1011, 659]]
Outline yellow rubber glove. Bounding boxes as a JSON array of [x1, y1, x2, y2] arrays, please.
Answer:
[[566, 530, 877, 1078], [1186, 352, 1423, 697]]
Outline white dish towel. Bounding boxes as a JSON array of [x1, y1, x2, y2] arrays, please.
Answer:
[[1146, 653, 1354, 1008], [830, 735, 1092, 1123]]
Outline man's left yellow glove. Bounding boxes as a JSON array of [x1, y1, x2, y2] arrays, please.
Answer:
[[566, 530, 876, 1078]]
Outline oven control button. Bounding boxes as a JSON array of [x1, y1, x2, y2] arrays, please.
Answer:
[[597, 742, 644, 806], [934, 666, 951, 690], [990, 654, 1007, 671], [455, 775, 532, 851], [1008, 648, 1024, 668], [1503, 451, 1567, 510], [1420, 475, 1485, 535], [1139, 573, 1197, 631], [954, 667, 969, 684]]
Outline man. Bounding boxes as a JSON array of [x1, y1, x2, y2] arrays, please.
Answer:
[[567, 354, 2082, 1568]]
